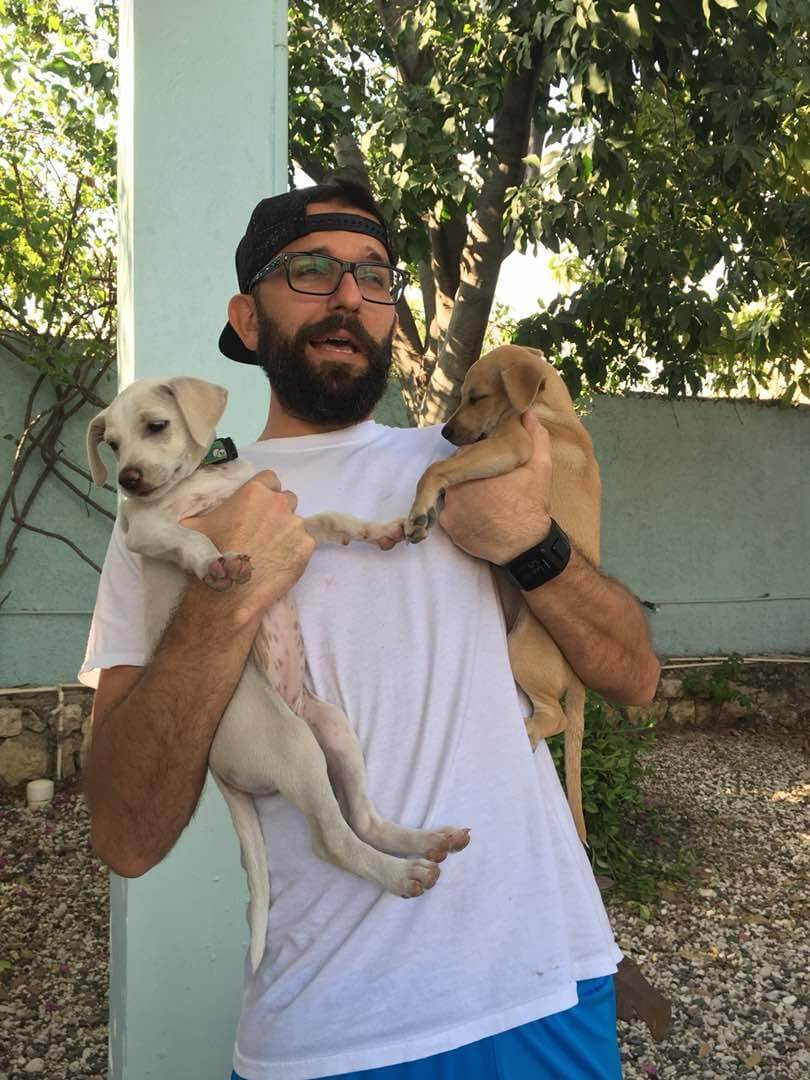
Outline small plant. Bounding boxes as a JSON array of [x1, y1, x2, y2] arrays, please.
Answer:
[[680, 654, 753, 710], [547, 692, 664, 901]]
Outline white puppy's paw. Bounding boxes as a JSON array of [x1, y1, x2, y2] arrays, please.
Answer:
[[423, 827, 471, 863], [360, 518, 405, 550], [203, 552, 252, 590], [398, 858, 441, 897]]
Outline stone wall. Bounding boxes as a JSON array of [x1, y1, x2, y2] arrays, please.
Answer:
[[625, 660, 810, 735], [1, 660, 806, 789], [0, 686, 93, 788]]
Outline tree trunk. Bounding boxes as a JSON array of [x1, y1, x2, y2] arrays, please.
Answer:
[[419, 50, 548, 425]]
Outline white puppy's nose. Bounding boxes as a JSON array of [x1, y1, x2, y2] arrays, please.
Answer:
[[118, 467, 143, 492]]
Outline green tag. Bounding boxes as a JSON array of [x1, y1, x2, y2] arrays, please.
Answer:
[[201, 436, 238, 466]]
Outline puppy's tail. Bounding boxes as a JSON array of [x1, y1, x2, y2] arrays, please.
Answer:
[[211, 773, 270, 974], [563, 679, 587, 844]]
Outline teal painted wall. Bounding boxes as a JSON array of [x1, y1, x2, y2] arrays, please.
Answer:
[[584, 393, 810, 657], [0, 345, 117, 685], [0, 354, 407, 689], [2, 358, 808, 691]]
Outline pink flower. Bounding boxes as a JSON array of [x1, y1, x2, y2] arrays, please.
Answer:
[[44, 1000, 57, 1013], [58, 963, 71, 976], [641, 1065, 658, 1076]]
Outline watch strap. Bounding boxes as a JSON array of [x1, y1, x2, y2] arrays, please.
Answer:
[[504, 518, 571, 591]]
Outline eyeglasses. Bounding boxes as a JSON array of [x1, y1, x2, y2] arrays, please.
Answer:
[[248, 252, 409, 305]]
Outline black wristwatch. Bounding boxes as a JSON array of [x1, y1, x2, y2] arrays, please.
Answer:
[[504, 519, 571, 591]]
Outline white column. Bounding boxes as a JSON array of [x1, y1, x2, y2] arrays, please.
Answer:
[[113, 2, 287, 1076]]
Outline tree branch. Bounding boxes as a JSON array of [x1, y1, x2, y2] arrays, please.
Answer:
[[421, 44, 549, 423], [373, 0, 434, 83], [290, 137, 332, 184], [10, 158, 33, 245], [0, 298, 37, 337], [11, 517, 102, 573], [45, 175, 85, 342], [332, 134, 373, 187]]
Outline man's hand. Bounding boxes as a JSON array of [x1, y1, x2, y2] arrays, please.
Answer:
[[182, 470, 315, 618], [440, 412, 553, 564]]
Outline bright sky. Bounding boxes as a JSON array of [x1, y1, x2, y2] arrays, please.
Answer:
[[495, 249, 559, 318]]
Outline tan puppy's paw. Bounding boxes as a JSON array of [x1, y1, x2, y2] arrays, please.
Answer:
[[404, 503, 439, 544], [399, 858, 441, 897], [203, 552, 252, 589]]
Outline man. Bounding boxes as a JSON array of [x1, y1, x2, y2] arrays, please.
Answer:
[[81, 178, 660, 1080]]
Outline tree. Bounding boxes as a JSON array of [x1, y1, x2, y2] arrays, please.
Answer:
[[0, 0, 117, 580], [288, 0, 809, 419], [514, 1, 810, 401]]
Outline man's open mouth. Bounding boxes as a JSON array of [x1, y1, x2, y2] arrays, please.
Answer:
[[309, 334, 361, 355]]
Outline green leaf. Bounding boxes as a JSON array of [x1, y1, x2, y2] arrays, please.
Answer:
[[390, 130, 407, 161], [586, 63, 608, 95], [88, 62, 107, 88], [613, 5, 641, 46]]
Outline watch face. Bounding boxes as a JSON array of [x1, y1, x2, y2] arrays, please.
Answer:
[[507, 520, 570, 589], [522, 554, 553, 575]]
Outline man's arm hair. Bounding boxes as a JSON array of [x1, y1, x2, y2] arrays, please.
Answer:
[[84, 581, 262, 877], [521, 546, 660, 705], [85, 475, 315, 877]]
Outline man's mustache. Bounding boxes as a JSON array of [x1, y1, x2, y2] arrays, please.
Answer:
[[294, 314, 387, 360]]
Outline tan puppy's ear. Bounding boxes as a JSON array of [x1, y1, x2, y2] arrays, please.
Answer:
[[500, 363, 546, 413], [86, 410, 108, 485], [164, 378, 228, 447]]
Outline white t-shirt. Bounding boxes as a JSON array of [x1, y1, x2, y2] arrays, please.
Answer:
[[80, 420, 621, 1080]]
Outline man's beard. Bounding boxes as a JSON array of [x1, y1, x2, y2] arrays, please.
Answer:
[[254, 304, 395, 426]]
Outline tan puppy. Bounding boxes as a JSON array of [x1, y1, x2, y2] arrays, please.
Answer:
[[405, 345, 600, 841]]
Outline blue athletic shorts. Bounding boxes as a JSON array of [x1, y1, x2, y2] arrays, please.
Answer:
[[231, 974, 621, 1079]]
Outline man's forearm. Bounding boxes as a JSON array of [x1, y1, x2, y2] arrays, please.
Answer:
[[85, 582, 262, 877], [522, 547, 660, 705]]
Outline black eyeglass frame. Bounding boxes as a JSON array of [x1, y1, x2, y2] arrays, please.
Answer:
[[247, 252, 409, 304]]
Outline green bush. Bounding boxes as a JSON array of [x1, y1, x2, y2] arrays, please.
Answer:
[[546, 692, 660, 901], [680, 653, 753, 709]]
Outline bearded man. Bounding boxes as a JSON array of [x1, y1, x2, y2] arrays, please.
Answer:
[[82, 178, 659, 1080]]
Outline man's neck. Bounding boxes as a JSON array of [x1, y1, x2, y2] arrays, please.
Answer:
[[257, 398, 370, 440]]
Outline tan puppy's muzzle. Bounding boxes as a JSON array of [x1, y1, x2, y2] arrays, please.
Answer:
[[441, 417, 481, 447]]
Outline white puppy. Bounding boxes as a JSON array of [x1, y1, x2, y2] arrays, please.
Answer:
[[86, 376, 469, 971]]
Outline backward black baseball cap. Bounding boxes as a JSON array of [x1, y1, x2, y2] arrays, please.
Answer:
[[219, 178, 396, 365]]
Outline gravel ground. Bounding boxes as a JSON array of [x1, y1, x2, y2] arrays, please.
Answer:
[[0, 782, 108, 1079], [0, 719, 807, 1079], [610, 722, 809, 1080]]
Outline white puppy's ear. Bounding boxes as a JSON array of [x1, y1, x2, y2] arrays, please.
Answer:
[[164, 378, 228, 447], [500, 363, 546, 414], [86, 410, 108, 485]]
